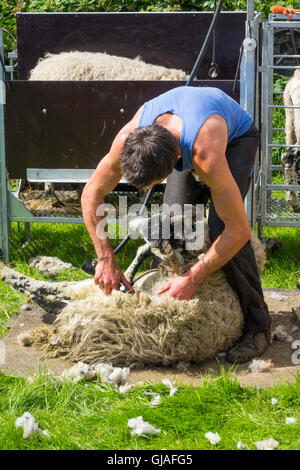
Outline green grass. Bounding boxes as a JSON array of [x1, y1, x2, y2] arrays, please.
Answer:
[[259, 81, 300, 289], [0, 222, 148, 337], [0, 215, 299, 337], [260, 225, 300, 289], [256, 173, 299, 289], [0, 224, 299, 450], [0, 72, 299, 449], [0, 369, 300, 450]]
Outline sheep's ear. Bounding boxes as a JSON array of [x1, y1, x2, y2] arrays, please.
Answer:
[[81, 259, 97, 275]]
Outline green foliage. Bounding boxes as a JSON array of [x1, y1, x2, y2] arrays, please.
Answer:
[[2, 1, 300, 53]]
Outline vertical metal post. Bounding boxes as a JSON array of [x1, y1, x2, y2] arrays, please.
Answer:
[[260, 21, 270, 232], [267, 22, 274, 198], [240, 1, 257, 226], [24, 222, 31, 241], [252, 12, 262, 230], [247, 0, 255, 22], [0, 30, 10, 262]]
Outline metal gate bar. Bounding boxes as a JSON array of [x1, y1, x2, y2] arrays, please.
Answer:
[[258, 15, 300, 232], [0, 29, 10, 261]]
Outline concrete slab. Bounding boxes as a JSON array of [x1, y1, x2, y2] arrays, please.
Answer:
[[0, 288, 299, 388]]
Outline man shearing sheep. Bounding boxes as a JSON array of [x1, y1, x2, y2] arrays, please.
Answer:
[[81, 86, 271, 363]]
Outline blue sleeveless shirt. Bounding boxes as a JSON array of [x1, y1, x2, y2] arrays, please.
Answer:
[[138, 86, 252, 171]]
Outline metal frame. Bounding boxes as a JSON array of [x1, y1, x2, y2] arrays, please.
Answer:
[[258, 13, 300, 233], [0, 29, 10, 262], [0, 8, 259, 262], [240, 3, 262, 226]]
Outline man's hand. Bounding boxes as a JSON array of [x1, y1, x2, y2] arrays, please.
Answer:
[[94, 257, 133, 295], [157, 273, 198, 300]]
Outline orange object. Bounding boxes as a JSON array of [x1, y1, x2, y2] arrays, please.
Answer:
[[270, 5, 300, 21]]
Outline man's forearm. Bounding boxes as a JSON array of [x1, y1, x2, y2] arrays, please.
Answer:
[[81, 188, 115, 261], [188, 224, 250, 285]]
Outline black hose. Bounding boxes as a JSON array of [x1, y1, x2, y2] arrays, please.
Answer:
[[186, 0, 225, 86], [113, 184, 156, 255], [0, 50, 13, 92], [0, 27, 16, 92], [81, 185, 157, 272]]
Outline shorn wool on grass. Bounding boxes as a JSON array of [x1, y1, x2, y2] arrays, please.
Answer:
[[0, 216, 266, 368]]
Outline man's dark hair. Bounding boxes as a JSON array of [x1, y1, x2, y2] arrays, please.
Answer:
[[120, 124, 179, 189]]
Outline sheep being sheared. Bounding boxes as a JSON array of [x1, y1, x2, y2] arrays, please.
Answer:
[[83, 210, 266, 283], [0, 214, 266, 368]]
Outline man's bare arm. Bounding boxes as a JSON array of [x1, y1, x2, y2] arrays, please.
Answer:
[[189, 115, 251, 283], [158, 115, 251, 299], [81, 107, 143, 294], [81, 145, 123, 261], [81, 138, 133, 294]]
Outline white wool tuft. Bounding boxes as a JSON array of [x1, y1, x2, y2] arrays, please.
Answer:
[[162, 378, 178, 396], [248, 359, 274, 373], [255, 438, 279, 450], [62, 361, 130, 387], [119, 383, 136, 393], [149, 394, 162, 407], [271, 325, 293, 343], [286, 417, 297, 424], [237, 441, 247, 449], [28, 256, 76, 277], [94, 363, 130, 386], [205, 432, 221, 445], [62, 362, 97, 382], [128, 416, 161, 436], [15, 412, 49, 439]]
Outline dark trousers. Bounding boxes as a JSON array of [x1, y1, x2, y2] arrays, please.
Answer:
[[163, 124, 271, 334]]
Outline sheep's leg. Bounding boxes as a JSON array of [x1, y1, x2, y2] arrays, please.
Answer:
[[124, 243, 153, 284], [282, 149, 300, 210], [44, 182, 55, 197], [293, 107, 300, 146], [295, 155, 300, 211], [283, 90, 296, 145], [289, 151, 300, 211], [282, 150, 294, 204], [0, 261, 73, 302]]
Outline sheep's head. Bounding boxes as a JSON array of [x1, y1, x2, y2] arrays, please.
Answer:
[[81, 208, 208, 276], [127, 210, 208, 273]]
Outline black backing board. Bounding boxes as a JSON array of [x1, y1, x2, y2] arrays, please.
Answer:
[[17, 12, 246, 80], [5, 81, 239, 178]]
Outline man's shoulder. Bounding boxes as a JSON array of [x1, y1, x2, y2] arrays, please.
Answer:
[[192, 114, 228, 161]]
